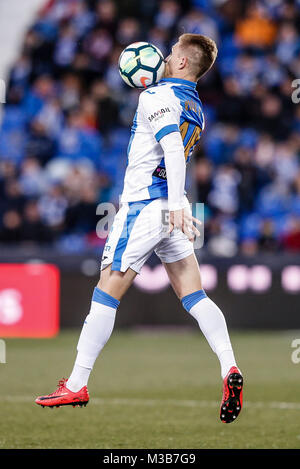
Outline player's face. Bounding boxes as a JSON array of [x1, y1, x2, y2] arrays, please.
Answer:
[[164, 42, 182, 77]]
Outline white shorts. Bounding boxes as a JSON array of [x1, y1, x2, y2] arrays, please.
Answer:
[[101, 197, 194, 274]]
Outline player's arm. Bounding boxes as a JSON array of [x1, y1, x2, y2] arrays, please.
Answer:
[[160, 132, 200, 241]]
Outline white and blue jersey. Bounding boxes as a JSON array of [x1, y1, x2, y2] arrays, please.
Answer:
[[101, 77, 204, 273], [120, 77, 205, 203]]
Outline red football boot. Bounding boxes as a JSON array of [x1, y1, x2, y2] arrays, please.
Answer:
[[35, 378, 89, 409], [220, 366, 243, 423]]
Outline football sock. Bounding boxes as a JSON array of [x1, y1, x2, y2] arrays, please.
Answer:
[[67, 287, 119, 392], [182, 290, 237, 379]]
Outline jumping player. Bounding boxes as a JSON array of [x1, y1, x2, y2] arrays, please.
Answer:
[[36, 34, 243, 424]]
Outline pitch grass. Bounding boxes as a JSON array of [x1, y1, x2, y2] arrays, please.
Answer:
[[1, 329, 300, 449]]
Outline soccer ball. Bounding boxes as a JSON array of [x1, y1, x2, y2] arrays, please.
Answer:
[[119, 42, 165, 89]]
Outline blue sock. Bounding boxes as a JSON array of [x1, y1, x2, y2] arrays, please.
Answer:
[[181, 289, 207, 312]]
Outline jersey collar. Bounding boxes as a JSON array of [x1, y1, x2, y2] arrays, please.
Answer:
[[160, 77, 197, 88]]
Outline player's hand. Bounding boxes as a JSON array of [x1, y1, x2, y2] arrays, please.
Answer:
[[169, 208, 201, 242]]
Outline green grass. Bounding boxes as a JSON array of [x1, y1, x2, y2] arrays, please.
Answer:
[[1, 329, 300, 449]]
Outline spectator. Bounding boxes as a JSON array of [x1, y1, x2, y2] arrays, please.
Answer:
[[194, 156, 213, 206], [26, 120, 56, 165], [235, 3, 277, 48], [20, 200, 52, 244], [56, 108, 102, 167], [38, 184, 68, 237], [0, 0, 299, 254], [258, 219, 280, 252], [19, 157, 48, 197], [65, 184, 99, 234], [282, 218, 300, 252]]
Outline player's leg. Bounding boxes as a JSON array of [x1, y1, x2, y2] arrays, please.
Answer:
[[97, 263, 137, 299], [35, 199, 162, 408], [163, 253, 238, 377], [35, 266, 136, 408], [66, 200, 167, 394], [163, 253, 243, 423], [66, 202, 165, 393], [66, 265, 136, 391]]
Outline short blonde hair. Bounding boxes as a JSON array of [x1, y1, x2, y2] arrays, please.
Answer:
[[178, 33, 218, 80]]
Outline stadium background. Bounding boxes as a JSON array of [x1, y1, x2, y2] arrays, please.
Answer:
[[0, 0, 300, 449]]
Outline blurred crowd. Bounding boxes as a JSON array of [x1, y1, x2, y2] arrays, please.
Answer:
[[0, 0, 300, 255]]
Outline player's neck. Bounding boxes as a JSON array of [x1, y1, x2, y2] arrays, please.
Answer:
[[164, 72, 197, 84]]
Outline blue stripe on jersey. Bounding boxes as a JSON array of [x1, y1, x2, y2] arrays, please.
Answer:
[[160, 78, 197, 88], [127, 111, 138, 162], [112, 200, 151, 271], [171, 85, 204, 161], [155, 124, 179, 142], [171, 85, 204, 129], [148, 176, 168, 199]]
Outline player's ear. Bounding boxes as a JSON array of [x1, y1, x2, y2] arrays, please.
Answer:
[[178, 55, 188, 70]]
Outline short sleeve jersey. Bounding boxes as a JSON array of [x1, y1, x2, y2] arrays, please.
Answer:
[[120, 77, 205, 203]]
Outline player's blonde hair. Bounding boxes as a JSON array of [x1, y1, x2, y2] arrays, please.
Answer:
[[178, 33, 218, 80]]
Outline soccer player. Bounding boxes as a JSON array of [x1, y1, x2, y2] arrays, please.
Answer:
[[36, 34, 243, 423]]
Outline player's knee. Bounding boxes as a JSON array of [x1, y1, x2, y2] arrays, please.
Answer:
[[97, 266, 135, 301], [97, 276, 122, 301], [92, 287, 120, 310], [181, 289, 207, 312]]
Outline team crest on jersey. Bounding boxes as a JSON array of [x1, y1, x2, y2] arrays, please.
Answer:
[[148, 107, 170, 122]]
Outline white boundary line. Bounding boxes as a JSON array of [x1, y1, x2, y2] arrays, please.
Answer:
[[2, 396, 300, 410]]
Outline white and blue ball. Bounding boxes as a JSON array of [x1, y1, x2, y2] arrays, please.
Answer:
[[119, 42, 165, 89]]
